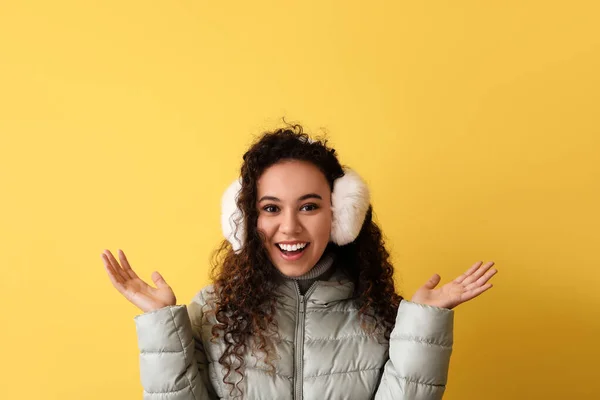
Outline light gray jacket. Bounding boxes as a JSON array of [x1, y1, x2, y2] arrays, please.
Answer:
[[134, 267, 454, 399]]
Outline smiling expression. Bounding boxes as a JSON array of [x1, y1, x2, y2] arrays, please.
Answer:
[[256, 159, 332, 277]]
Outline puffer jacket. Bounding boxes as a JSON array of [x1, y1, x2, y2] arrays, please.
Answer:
[[134, 266, 454, 400]]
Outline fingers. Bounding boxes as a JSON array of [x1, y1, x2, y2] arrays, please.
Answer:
[[461, 283, 493, 302], [453, 261, 483, 284], [422, 274, 441, 290], [151, 271, 169, 289], [102, 253, 126, 292], [102, 249, 129, 283], [459, 261, 495, 286], [118, 249, 140, 280], [465, 267, 498, 291]]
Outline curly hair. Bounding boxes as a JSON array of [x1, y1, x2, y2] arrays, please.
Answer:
[[208, 123, 404, 398]]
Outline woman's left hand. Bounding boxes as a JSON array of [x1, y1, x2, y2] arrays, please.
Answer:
[[410, 261, 497, 309]]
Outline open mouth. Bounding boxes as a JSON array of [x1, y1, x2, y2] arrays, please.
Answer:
[[276, 242, 310, 260]]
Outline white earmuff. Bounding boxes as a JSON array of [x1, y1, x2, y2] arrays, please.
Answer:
[[220, 168, 370, 253], [329, 168, 370, 245], [220, 177, 245, 253]]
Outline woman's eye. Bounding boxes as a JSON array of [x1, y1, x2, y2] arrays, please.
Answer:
[[262, 204, 318, 213], [301, 204, 319, 211]]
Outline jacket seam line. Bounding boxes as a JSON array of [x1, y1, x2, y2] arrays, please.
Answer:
[[305, 334, 380, 343], [207, 361, 293, 379], [388, 371, 446, 387], [143, 386, 188, 395], [140, 339, 194, 354], [390, 334, 452, 348], [305, 366, 382, 379], [169, 307, 199, 400], [245, 365, 292, 379]]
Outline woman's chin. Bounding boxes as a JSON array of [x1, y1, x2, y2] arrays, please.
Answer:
[[267, 244, 325, 277]]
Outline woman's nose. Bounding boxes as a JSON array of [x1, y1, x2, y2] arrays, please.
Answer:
[[279, 210, 302, 234]]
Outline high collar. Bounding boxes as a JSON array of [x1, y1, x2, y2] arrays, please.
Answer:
[[275, 250, 337, 295], [275, 254, 356, 307]]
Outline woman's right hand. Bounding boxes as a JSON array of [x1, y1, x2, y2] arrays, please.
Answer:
[[101, 249, 177, 313]]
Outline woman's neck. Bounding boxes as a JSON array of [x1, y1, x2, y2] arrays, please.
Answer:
[[275, 250, 336, 294]]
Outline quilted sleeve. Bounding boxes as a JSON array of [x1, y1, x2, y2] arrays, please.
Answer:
[[373, 299, 454, 400], [134, 292, 217, 400]]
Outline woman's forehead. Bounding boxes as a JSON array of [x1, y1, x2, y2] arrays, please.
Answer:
[[256, 160, 330, 197]]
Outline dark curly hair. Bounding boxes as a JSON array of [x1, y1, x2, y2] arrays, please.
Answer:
[[208, 123, 404, 398]]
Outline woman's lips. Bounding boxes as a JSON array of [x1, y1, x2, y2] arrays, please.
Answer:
[[276, 242, 310, 261]]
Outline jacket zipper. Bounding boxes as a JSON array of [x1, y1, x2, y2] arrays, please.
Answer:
[[293, 282, 318, 400]]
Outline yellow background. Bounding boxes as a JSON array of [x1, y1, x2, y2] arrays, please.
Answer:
[[1, 1, 598, 399]]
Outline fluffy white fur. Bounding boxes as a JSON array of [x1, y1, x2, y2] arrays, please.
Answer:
[[329, 168, 370, 245], [220, 168, 370, 253], [221, 177, 245, 253]]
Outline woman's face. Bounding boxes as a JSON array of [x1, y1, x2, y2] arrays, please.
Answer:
[[256, 159, 332, 277]]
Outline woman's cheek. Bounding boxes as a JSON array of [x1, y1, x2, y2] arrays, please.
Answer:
[[257, 218, 275, 241], [256, 220, 268, 243], [317, 212, 332, 237]]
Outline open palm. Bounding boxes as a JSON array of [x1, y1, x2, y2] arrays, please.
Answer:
[[101, 249, 177, 313], [411, 261, 497, 310]]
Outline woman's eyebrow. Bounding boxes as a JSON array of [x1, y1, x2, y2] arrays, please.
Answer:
[[258, 193, 322, 203]]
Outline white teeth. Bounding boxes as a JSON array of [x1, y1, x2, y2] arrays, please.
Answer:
[[278, 243, 307, 251]]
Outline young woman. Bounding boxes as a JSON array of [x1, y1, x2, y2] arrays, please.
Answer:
[[102, 124, 497, 400]]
